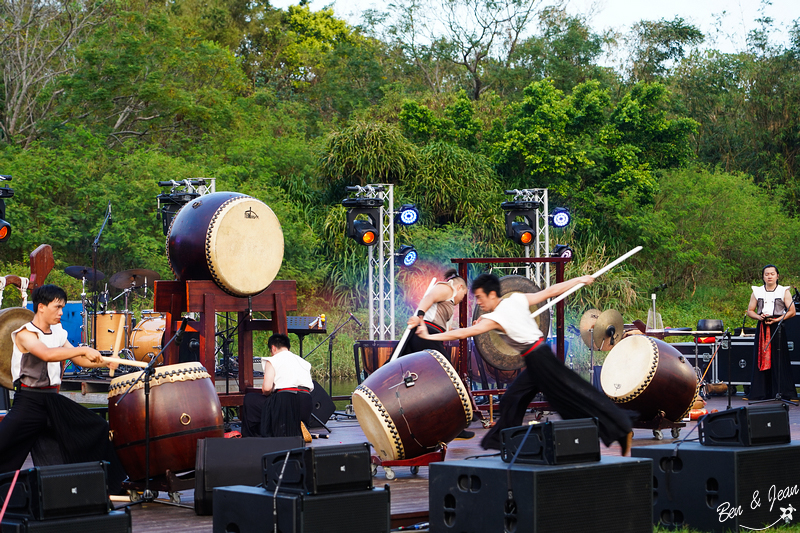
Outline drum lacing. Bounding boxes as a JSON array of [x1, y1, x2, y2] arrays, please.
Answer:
[[107, 364, 210, 398], [355, 385, 405, 459]]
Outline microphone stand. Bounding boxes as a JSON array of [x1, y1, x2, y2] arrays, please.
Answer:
[[91, 202, 112, 350], [114, 319, 188, 507], [750, 299, 798, 407], [724, 329, 733, 410]]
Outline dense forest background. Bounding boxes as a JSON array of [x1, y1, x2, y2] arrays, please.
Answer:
[[2, 0, 800, 355]]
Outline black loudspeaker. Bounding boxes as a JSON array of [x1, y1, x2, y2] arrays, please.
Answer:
[[633, 442, 800, 532], [429, 456, 653, 533], [500, 419, 600, 465], [263, 443, 372, 495], [0, 462, 109, 521], [699, 405, 790, 446], [212, 485, 390, 533], [1, 508, 131, 533], [194, 436, 304, 515], [307, 380, 335, 428]]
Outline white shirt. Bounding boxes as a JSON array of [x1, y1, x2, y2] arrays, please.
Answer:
[[11, 322, 69, 387], [262, 350, 314, 390], [481, 293, 543, 351]]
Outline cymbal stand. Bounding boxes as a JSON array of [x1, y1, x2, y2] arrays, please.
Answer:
[[589, 327, 596, 387], [114, 318, 189, 508], [79, 276, 89, 346], [750, 301, 798, 408], [90, 202, 112, 350]]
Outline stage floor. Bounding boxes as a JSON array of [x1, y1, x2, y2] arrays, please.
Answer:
[[23, 392, 800, 532]]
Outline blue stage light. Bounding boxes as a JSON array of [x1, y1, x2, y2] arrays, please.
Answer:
[[396, 245, 418, 267], [550, 207, 571, 228], [396, 204, 419, 226]]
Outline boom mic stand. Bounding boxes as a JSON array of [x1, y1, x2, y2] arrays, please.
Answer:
[[114, 318, 189, 507], [90, 202, 112, 350], [750, 299, 798, 407]]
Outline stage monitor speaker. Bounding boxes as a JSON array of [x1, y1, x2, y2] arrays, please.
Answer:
[[307, 380, 335, 428], [429, 456, 652, 533], [500, 418, 600, 465], [633, 442, 800, 532], [194, 436, 304, 516], [212, 485, 390, 533], [263, 443, 372, 495], [1, 508, 130, 533], [0, 462, 109, 521], [698, 405, 790, 446]]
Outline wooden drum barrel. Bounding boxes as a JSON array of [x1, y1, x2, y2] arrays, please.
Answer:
[[166, 192, 284, 297], [352, 350, 472, 461], [108, 362, 224, 481], [600, 336, 699, 422]]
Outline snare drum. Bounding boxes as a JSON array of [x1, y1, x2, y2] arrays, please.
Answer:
[[91, 312, 132, 352], [352, 350, 472, 461], [600, 336, 698, 422], [107, 362, 224, 481], [129, 314, 165, 362]]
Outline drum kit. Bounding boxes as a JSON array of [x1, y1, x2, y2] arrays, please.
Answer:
[[64, 265, 166, 366]]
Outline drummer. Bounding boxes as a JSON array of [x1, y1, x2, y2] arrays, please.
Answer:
[[240, 334, 314, 438], [417, 272, 634, 455], [0, 284, 127, 491]]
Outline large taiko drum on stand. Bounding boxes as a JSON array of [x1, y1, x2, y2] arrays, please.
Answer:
[[166, 192, 284, 297], [600, 336, 698, 422], [107, 362, 224, 481], [352, 350, 473, 461]]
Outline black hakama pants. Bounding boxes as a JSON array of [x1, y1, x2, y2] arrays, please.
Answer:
[[749, 323, 798, 400]]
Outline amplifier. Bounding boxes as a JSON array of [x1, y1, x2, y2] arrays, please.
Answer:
[[263, 443, 372, 495], [0, 462, 109, 521], [633, 442, 800, 532], [213, 485, 390, 533], [1, 509, 130, 533]]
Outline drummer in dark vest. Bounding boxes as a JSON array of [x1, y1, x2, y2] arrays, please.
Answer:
[[746, 264, 798, 402], [417, 273, 634, 455], [0, 284, 126, 491], [241, 334, 314, 438]]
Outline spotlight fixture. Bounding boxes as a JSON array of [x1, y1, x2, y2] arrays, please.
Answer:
[[342, 195, 381, 246], [0, 176, 14, 243], [550, 207, 571, 228], [395, 204, 420, 226], [395, 245, 418, 267], [551, 244, 573, 259], [501, 199, 540, 246]]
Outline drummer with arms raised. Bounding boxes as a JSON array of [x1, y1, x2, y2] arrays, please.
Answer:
[[0, 284, 126, 490], [417, 273, 634, 455], [746, 264, 799, 402]]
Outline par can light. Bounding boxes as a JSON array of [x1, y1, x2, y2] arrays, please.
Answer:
[[396, 204, 419, 226], [550, 207, 571, 228], [396, 245, 418, 267]]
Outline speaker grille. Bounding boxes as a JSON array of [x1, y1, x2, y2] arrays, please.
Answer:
[[736, 447, 800, 529]]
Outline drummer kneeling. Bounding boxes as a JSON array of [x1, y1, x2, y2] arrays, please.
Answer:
[[241, 334, 313, 438], [0, 284, 127, 492]]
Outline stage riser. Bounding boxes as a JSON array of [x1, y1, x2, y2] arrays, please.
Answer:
[[633, 442, 800, 532], [429, 457, 652, 533]]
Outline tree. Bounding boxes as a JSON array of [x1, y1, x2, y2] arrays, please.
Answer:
[[628, 17, 704, 82]]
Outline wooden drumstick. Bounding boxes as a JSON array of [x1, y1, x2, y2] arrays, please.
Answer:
[[390, 277, 437, 362], [108, 313, 126, 377], [101, 356, 148, 368]]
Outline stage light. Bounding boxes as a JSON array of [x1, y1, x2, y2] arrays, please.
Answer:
[[550, 207, 571, 228], [396, 245, 418, 267], [342, 196, 381, 246], [0, 179, 14, 244], [551, 244, 573, 258], [501, 199, 540, 247], [395, 204, 419, 226], [0, 219, 9, 242]]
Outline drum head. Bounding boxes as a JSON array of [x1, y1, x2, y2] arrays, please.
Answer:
[[472, 275, 550, 371], [206, 196, 284, 296], [0, 308, 35, 389], [600, 335, 658, 400]]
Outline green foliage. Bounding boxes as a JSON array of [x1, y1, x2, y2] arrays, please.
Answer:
[[628, 17, 704, 82]]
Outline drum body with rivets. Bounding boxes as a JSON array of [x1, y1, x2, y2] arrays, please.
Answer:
[[166, 192, 284, 297], [352, 350, 472, 461], [600, 336, 698, 422], [107, 362, 224, 481]]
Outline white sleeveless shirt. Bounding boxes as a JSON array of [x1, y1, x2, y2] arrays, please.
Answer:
[[481, 293, 544, 351], [11, 322, 69, 387], [752, 285, 790, 316], [262, 350, 314, 390]]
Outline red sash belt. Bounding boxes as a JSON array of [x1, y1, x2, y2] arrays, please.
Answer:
[[277, 387, 311, 393], [758, 321, 772, 371], [424, 321, 445, 333], [519, 338, 545, 358]]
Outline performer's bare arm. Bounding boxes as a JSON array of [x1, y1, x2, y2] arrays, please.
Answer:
[[261, 360, 275, 395], [524, 275, 596, 306], [15, 330, 106, 367], [406, 284, 453, 328], [416, 316, 500, 341]]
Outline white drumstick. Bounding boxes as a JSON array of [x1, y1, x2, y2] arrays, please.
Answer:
[[101, 356, 149, 368], [531, 246, 643, 318], [390, 277, 438, 362]]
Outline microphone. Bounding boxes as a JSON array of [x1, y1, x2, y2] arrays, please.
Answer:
[[741, 314, 747, 331], [175, 317, 189, 345], [349, 312, 363, 327]]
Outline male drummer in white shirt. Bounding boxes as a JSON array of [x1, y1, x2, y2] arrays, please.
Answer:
[[417, 272, 634, 455]]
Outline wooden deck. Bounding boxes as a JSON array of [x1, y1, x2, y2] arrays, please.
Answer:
[[18, 393, 800, 532]]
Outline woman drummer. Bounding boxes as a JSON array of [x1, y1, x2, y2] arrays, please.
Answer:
[[746, 264, 798, 402]]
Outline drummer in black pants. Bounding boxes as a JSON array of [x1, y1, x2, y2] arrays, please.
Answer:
[[417, 273, 634, 455]]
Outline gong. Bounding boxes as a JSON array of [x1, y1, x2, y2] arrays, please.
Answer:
[[472, 275, 550, 371], [0, 307, 35, 389]]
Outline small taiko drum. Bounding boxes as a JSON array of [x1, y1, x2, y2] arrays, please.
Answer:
[[166, 192, 284, 297], [352, 350, 472, 461], [108, 362, 224, 481], [600, 336, 698, 422]]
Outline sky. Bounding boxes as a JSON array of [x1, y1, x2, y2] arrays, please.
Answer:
[[270, 0, 800, 55]]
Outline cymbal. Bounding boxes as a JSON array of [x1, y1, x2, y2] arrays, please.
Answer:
[[579, 308, 601, 349], [109, 269, 160, 289], [593, 309, 624, 351], [64, 266, 105, 283]]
